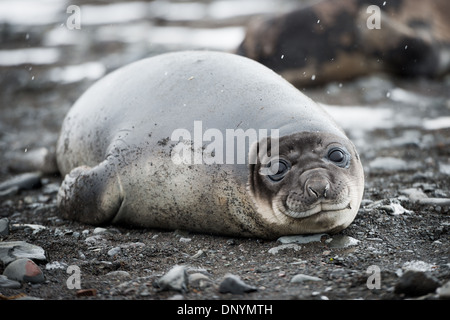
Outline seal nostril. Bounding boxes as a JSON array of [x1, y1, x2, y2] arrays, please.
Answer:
[[308, 186, 319, 198], [323, 183, 330, 198], [307, 181, 330, 199]]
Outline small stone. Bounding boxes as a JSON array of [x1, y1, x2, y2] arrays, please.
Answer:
[[107, 247, 121, 257], [155, 265, 188, 293], [218, 274, 257, 294], [93, 227, 108, 234], [76, 288, 97, 297], [0, 275, 21, 289], [290, 274, 322, 283], [179, 237, 191, 243], [437, 281, 450, 299], [268, 244, 302, 255], [3, 258, 44, 284], [277, 234, 326, 244], [0, 218, 10, 236], [394, 270, 441, 297], [0, 241, 46, 265], [326, 235, 360, 248]]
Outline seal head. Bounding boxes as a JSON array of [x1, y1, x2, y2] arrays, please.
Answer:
[[249, 132, 364, 235]]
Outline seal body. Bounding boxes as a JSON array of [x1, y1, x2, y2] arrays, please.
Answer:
[[237, 0, 450, 87], [56, 51, 364, 239]]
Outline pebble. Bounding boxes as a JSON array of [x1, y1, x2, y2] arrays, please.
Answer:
[[437, 280, 450, 299], [3, 258, 45, 284], [218, 274, 257, 294], [0, 274, 21, 289], [268, 244, 302, 255], [290, 274, 322, 283], [277, 234, 326, 244], [107, 247, 121, 257], [0, 241, 46, 265], [325, 235, 360, 248], [394, 270, 441, 297], [0, 217, 10, 236], [93, 227, 108, 234], [154, 265, 188, 293]]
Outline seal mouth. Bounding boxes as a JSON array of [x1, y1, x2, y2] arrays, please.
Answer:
[[284, 201, 352, 219]]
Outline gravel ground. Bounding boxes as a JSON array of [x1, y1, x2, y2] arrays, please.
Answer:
[[0, 0, 449, 305]]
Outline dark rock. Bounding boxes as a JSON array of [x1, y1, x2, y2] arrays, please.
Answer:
[[3, 258, 45, 284], [394, 270, 441, 297], [218, 274, 257, 294], [154, 265, 188, 293]]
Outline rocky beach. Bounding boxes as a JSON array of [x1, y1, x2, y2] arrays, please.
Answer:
[[0, 0, 449, 304]]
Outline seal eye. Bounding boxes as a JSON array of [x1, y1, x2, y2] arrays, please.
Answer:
[[266, 159, 291, 182], [327, 147, 349, 168]]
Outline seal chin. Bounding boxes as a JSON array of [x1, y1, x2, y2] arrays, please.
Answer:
[[283, 201, 352, 219]]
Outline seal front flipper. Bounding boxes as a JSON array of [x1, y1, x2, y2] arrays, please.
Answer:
[[57, 160, 123, 225]]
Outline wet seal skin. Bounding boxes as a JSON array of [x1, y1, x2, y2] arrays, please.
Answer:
[[236, 0, 450, 87], [56, 51, 364, 239]]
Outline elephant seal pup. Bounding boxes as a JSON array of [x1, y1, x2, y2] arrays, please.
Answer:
[[237, 0, 450, 87], [56, 51, 364, 239]]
